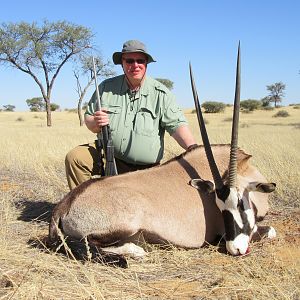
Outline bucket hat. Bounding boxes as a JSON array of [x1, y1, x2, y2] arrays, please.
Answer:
[[112, 40, 156, 65]]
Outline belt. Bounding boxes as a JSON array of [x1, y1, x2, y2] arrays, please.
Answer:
[[115, 158, 160, 173]]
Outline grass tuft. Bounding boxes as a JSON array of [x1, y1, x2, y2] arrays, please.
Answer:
[[273, 110, 290, 118]]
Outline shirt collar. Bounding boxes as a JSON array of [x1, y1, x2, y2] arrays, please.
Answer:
[[120, 75, 149, 96]]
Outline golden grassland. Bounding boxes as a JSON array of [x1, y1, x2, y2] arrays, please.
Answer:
[[0, 106, 299, 299]]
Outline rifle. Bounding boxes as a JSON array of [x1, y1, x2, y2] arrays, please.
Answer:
[[92, 57, 118, 176]]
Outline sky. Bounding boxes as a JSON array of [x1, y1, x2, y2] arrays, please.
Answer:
[[0, 0, 299, 111]]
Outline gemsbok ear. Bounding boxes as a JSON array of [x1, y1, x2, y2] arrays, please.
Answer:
[[256, 182, 276, 193], [247, 182, 276, 193], [189, 179, 215, 193]]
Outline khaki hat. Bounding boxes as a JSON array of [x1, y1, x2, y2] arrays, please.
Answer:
[[112, 40, 156, 65]]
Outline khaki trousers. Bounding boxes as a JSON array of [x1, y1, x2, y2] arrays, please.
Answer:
[[65, 142, 159, 190], [65, 143, 102, 190]]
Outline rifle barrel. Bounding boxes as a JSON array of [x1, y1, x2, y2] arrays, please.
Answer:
[[92, 56, 118, 176]]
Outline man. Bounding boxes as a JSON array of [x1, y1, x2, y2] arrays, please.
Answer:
[[65, 40, 196, 190]]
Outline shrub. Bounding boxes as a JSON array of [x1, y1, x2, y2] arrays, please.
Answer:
[[293, 123, 300, 129], [223, 117, 232, 122], [261, 96, 271, 107], [65, 108, 77, 113], [202, 101, 225, 113], [261, 106, 274, 111], [3, 104, 15, 112], [241, 109, 252, 114], [50, 103, 60, 111], [16, 117, 25, 122], [33, 115, 44, 120], [273, 110, 290, 118], [240, 99, 261, 111], [240, 123, 250, 128]]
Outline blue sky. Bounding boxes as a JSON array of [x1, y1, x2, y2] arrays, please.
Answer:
[[0, 0, 299, 111]]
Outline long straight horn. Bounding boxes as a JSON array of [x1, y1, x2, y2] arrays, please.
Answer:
[[228, 42, 241, 188], [189, 63, 224, 190]]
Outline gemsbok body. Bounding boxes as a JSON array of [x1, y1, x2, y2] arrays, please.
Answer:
[[49, 44, 276, 261]]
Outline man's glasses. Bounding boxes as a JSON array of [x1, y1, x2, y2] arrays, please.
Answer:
[[123, 58, 146, 65]]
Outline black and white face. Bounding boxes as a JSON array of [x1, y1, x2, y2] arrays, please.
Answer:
[[216, 187, 255, 255], [216, 182, 276, 255]]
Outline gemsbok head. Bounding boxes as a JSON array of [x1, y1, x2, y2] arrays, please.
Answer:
[[189, 43, 276, 255]]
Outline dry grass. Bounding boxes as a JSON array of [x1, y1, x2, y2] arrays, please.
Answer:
[[0, 106, 299, 299]]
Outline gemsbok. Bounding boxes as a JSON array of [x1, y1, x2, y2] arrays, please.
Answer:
[[49, 44, 276, 263]]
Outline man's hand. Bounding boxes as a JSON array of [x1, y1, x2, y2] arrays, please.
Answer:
[[85, 108, 109, 133], [93, 109, 109, 127]]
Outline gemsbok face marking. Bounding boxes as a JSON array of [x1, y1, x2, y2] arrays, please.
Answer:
[[48, 43, 276, 264], [219, 183, 275, 255], [189, 42, 276, 255]]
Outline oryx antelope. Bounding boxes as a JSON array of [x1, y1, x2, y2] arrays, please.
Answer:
[[49, 44, 276, 260]]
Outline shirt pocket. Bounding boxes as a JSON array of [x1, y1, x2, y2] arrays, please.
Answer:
[[106, 105, 122, 132], [134, 107, 158, 136]]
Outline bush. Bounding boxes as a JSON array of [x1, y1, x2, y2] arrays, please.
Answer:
[[202, 101, 225, 113], [33, 115, 44, 120], [240, 99, 261, 111], [261, 106, 274, 111], [261, 96, 271, 107], [223, 117, 232, 122], [240, 123, 250, 128], [273, 110, 290, 118], [3, 104, 15, 112], [293, 123, 300, 129], [241, 109, 253, 114], [50, 103, 60, 111], [16, 117, 25, 122], [65, 108, 77, 113]]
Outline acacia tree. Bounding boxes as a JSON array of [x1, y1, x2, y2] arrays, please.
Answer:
[[266, 82, 286, 108], [0, 20, 94, 126], [74, 54, 115, 126], [3, 105, 15, 112], [26, 97, 45, 111]]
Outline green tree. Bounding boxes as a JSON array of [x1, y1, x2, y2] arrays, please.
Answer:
[[50, 103, 60, 111], [240, 99, 261, 111], [74, 54, 115, 126], [3, 104, 15, 112], [261, 96, 271, 107], [0, 20, 94, 126], [155, 78, 174, 90], [26, 97, 45, 112], [202, 101, 226, 113], [266, 82, 286, 108]]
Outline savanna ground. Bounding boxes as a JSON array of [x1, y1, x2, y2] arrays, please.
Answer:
[[0, 106, 299, 299]]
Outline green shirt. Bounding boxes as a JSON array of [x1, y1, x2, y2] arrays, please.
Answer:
[[85, 75, 187, 165]]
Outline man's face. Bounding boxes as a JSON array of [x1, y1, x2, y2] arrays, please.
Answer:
[[122, 53, 147, 82]]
